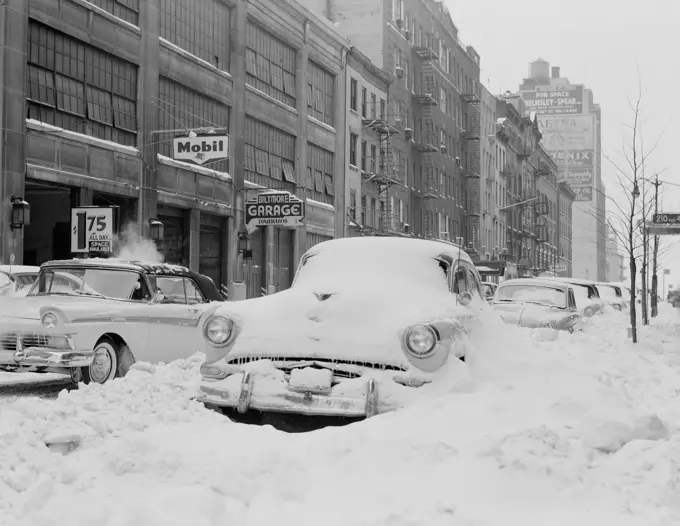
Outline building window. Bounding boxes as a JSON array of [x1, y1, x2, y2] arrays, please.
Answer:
[[361, 194, 366, 226], [371, 93, 377, 119], [370, 144, 377, 172], [308, 60, 335, 126], [27, 21, 138, 147], [350, 189, 357, 220], [160, 0, 231, 70], [361, 140, 367, 171], [244, 115, 296, 190], [361, 87, 367, 118], [158, 77, 230, 173], [349, 133, 358, 167], [350, 78, 358, 111], [246, 22, 296, 108], [87, 0, 139, 25], [380, 98, 386, 119], [307, 143, 334, 205]]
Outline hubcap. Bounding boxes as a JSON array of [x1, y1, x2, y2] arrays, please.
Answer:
[[90, 347, 113, 383]]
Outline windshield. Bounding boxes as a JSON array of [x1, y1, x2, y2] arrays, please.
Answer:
[[28, 267, 145, 300], [496, 284, 567, 308]]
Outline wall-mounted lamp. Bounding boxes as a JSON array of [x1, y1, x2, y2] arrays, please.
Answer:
[[632, 182, 640, 199], [149, 219, 164, 242], [238, 228, 252, 260], [10, 196, 31, 230]]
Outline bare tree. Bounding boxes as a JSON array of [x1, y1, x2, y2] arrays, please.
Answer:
[[601, 89, 662, 343]]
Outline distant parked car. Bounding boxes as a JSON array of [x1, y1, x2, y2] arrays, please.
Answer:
[[0, 265, 40, 297], [491, 278, 581, 332], [0, 259, 225, 385], [669, 289, 680, 308], [543, 277, 604, 317], [596, 283, 626, 311]]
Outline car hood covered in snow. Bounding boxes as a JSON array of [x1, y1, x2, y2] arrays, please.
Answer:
[[208, 237, 478, 368]]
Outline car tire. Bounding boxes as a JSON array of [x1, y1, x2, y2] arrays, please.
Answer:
[[71, 336, 132, 386]]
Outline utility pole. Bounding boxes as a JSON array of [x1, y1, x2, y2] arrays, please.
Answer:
[[651, 174, 662, 317]]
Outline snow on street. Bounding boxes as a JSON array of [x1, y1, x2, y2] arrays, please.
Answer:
[[1, 308, 680, 526]]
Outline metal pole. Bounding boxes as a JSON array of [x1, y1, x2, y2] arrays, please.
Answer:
[[651, 174, 661, 316]]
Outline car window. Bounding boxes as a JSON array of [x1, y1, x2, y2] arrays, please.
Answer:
[[568, 289, 576, 309], [451, 266, 468, 294], [184, 279, 206, 305], [130, 274, 153, 302], [152, 276, 187, 304], [463, 264, 484, 298]]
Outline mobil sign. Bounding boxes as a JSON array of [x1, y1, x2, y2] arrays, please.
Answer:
[[172, 135, 229, 165], [245, 192, 305, 230]]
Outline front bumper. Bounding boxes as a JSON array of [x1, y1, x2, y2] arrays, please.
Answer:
[[199, 371, 383, 418], [0, 325, 92, 368]]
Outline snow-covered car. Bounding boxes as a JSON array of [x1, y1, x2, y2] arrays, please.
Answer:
[[480, 282, 497, 303], [545, 277, 604, 317], [0, 259, 225, 384], [0, 265, 40, 298], [596, 283, 626, 311], [491, 278, 581, 332], [199, 237, 487, 427]]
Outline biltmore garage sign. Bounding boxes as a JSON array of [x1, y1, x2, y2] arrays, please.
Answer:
[[245, 192, 305, 229]]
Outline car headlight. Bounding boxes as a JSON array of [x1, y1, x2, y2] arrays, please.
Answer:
[[404, 324, 438, 358], [584, 307, 594, 318], [541, 321, 556, 329], [203, 315, 233, 346], [41, 312, 58, 329]]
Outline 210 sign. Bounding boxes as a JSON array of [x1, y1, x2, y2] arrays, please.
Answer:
[[652, 213, 680, 224], [71, 207, 115, 253]]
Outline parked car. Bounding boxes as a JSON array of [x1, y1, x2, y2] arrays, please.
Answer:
[[480, 282, 497, 303], [0, 265, 40, 298], [669, 289, 680, 308], [543, 277, 604, 317], [491, 278, 581, 332], [596, 282, 626, 311], [0, 259, 225, 384], [199, 236, 487, 430]]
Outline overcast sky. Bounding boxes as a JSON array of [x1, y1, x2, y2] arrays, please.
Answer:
[[445, 0, 679, 287]]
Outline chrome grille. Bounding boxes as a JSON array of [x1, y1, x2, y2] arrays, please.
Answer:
[[0, 332, 53, 351]]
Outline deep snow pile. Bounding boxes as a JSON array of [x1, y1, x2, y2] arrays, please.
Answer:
[[1, 308, 680, 526]]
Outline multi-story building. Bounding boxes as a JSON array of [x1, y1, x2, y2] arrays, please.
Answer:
[[344, 48, 395, 235], [534, 143, 560, 272], [0, 0, 349, 300], [299, 0, 482, 245], [605, 224, 625, 282], [478, 84, 499, 260], [557, 181, 575, 277], [518, 59, 606, 280]]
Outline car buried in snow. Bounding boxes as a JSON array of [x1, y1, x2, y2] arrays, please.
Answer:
[[491, 278, 581, 332], [543, 277, 605, 318], [0, 258, 225, 384], [198, 237, 487, 430], [0, 265, 41, 298]]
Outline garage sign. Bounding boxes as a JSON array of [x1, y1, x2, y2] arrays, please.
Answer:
[[245, 192, 305, 229], [172, 135, 229, 165], [71, 207, 115, 253]]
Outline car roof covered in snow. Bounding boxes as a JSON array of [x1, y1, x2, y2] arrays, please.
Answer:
[[0, 265, 40, 275], [499, 278, 572, 291], [542, 276, 598, 287], [302, 236, 474, 266]]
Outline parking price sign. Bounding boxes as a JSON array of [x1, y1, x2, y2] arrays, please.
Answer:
[[71, 207, 115, 253], [245, 192, 305, 230]]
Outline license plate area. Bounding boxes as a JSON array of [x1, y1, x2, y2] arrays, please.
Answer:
[[287, 367, 332, 395]]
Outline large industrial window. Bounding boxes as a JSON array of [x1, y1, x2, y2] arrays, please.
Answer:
[[160, 0, 232, 71], [244, 116, 296, 191], [157, 77, 231, 173], [26, 21, 138, 147], [246, 21, 297, 108], [307, 143, 334, 205], [307, 60, 335, 126], [87, 0, 139, 25]]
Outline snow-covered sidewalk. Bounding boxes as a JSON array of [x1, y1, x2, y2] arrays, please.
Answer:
[[1, 308, 679, 526]]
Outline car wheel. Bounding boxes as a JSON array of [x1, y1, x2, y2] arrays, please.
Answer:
[[72, 336, 130, 386]]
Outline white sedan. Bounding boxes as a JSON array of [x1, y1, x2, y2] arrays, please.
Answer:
[[198, 236, 488, 429]]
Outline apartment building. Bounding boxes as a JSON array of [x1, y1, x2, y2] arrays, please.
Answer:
[[299, 0, 482, 245], [558, 181, 575, 277], [478, 84, 500, 260], [0, 0, 348, 299]]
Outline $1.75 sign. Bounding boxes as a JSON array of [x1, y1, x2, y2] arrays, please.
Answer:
[[71, 207, 115, 253]]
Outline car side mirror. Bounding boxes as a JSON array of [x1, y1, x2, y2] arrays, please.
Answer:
[[457, 291, 473, 306]]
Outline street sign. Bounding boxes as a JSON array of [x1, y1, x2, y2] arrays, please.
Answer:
[[172, 135, 228, 165], [644, 221, 680, 236], [652, 213, 680, 224], [245, 192, 305, 230], [71, 207, 115, 253]]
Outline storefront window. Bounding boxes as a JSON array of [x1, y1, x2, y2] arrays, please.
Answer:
[[158, 206, 188, 266], [199, 214, 224, 289]]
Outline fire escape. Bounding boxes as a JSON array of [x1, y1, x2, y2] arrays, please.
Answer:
[[534, 157, 551, 269], [462, 91, 481, 250], [412, 35, 439, 239], [362, 108, 401, 234]]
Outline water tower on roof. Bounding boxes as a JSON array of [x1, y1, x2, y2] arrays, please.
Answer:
[[529, 58, 550, 80]]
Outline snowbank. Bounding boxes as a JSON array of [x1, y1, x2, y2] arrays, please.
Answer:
[[1, 308, 680, 525]]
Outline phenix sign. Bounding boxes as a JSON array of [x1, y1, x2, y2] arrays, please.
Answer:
[[172, 135, 229, 165]]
